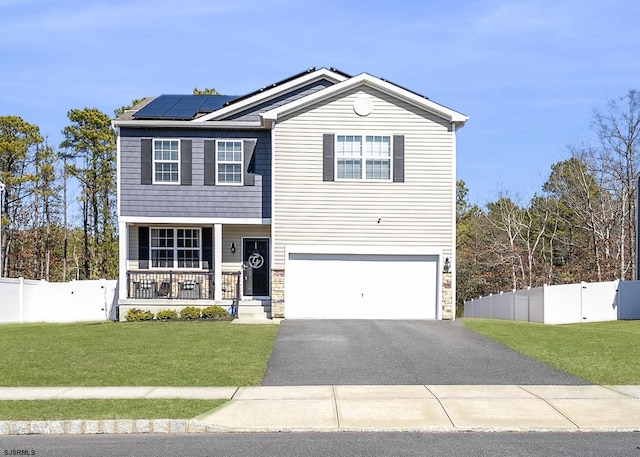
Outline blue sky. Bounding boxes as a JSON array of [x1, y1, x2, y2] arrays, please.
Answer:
[[1, 0, 638, 205]]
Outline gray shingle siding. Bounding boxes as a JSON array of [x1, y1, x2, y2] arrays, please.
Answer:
[[119, 128, 271, 219]]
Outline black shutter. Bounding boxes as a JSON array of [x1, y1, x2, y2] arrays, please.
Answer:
[[393, 135, 405, 183], [204, 140, 216, 186], [244, 139, 257, 186], [141, 139, 152, 185], [323, 133, 335, 182], [138, 227, 150, 269], [202, 227, 213, 271], [181, 140, 192, 185]]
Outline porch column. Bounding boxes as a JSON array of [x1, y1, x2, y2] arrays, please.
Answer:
[[214, 223, 222, 301], [118, 221, 128, 301]]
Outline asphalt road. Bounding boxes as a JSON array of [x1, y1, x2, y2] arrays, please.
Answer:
[[262, 319, 591, 385], [4, 433, 639, 457]]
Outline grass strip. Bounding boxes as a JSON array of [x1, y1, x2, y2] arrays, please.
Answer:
[[0, 399, 227, 421], [0, 321, 279, 387], [464, 319, 640, 384]]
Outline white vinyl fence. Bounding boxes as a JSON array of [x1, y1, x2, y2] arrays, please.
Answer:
[[0, 277, 118, 324], [464, 280, 640, 324]]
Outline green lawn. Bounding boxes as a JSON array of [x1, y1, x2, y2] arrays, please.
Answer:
[[0, 321, 279, 387], [464, 319, 640, 385], [0, 399, 227, 420]]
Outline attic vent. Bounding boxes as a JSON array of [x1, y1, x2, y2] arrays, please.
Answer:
[[353, 95, 373, 116]]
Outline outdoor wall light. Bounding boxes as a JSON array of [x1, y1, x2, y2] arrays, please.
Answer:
[[230, 242, 236, 254], [443, 257, 451, 273]]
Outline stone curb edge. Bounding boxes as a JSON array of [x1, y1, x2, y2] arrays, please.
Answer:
[[0, 419, 229, 435], [1, 420, 639, 435]]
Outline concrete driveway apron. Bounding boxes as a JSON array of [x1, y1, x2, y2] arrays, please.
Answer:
[[262, 320, 590, 386]]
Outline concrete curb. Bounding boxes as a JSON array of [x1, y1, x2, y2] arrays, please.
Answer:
[[2, 420, 640, 435], [0, 419, 230, 435]]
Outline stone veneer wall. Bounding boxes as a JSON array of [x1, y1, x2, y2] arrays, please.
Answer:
[[271, 269, 285, 318], [442, 272, 453, 319]]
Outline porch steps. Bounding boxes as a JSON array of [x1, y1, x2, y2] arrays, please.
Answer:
[[233, 299, 272, 323]]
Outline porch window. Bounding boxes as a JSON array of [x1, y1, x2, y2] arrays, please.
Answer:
[[336, 135, 391, 180], [216, 140, 243, 184], [153, 139, 180, 184], [150, 228, 200, 268]]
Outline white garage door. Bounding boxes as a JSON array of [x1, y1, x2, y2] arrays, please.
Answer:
[[285, 249, 440, 319]]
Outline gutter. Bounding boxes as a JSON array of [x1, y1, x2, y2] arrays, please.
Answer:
[[112, 120, 265, 130]]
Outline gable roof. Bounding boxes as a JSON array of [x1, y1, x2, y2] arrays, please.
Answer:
[[112, 68, 467, 129], [261, 72, 469, 129], [194, 67, 349, 122], [220, 67, 351, 108]]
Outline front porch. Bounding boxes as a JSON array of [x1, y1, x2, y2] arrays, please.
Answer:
[[118, 270, 272, 322], [117, 221, 273, 321], [125, 270, 240, 301]]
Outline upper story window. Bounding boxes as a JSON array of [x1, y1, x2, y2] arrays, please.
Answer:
[[365, 135, 391, 180], [216, 140, 243, 185], [336, 135, 391, 181], [153, 139, 180, 184], [150, 228, 201, 269]]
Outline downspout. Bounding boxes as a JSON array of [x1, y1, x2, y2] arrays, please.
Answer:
[[270, 121, 277, 302], [270, 122, 276, 269], [115, 126, 121, 221], [636, 173, 640, 280], [451, 121, 457, 321], [115, 128, 128, 304]]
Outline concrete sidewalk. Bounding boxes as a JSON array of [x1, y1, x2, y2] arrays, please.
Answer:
[[2, 385, 640, 434], [0, 386, 237, 400], [196, 385, 640, 432]]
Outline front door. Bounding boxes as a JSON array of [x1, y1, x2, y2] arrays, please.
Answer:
[[243, 238, 270, 296]]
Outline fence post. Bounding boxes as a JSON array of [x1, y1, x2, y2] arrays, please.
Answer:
[[19, 276, 25, 323], [169, 271, 174, 299], [236, 272, 241, 318]]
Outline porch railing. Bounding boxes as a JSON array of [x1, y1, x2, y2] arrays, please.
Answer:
[[126, 271, 239, 301]]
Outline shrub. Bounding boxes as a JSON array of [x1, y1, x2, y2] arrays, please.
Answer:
[[156, 309, 178, 320], [180, 306, 201, 320], [124, 308, 154, 322], [201, 305, 231, 320]]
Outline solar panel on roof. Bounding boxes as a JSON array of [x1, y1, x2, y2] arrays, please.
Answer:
[[133, 94, 240, 120], [202, 96, 237, 110]]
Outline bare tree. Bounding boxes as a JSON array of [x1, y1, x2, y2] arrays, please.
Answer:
[[484, 195, 527, 290], [591, 90, 640, 279]]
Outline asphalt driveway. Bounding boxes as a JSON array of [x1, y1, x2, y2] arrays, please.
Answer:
[[262, 320, 591, 385]]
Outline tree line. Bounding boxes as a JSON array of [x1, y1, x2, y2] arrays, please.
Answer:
[[0, 89, 218, 281], [457, 90, 640, 314], [0, 108, 117, 280]]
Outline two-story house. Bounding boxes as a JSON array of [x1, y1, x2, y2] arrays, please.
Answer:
[[113, 68, 468, 321]]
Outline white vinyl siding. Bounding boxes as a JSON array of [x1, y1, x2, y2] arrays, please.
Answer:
[[272, 86, 455, 268]]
